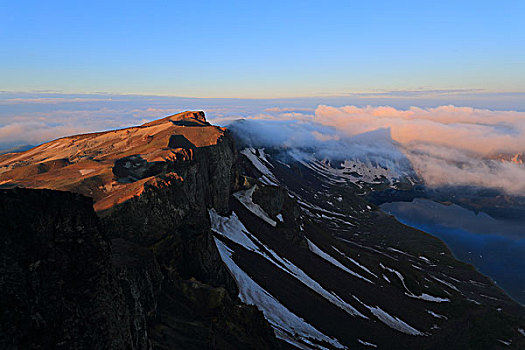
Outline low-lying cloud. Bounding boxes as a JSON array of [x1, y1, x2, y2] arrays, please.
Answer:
[[228, 105, 525, 196], [1, 92, 525, 195], [314, 105, 525, 155], [313, 105, 525, 195]]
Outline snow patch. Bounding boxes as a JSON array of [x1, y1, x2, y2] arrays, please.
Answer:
[[381, 263, 449, 303], [418, 255, 431, 263], [234, 185, 277, 227], [241, 148, 279, 185], [257, 148, 272, 166], [368, 305, 425, 335], [408, 293, 450, 303], [426, 310, 447, 319], [291, 152, 415, 188], [429, 275, 461, 293], [353, 296, 425, 336], [296, 198, 354, 219], [387, 247, 414, 258], [209, 209, 261, 252], [332, 246, 378, 279], [210, 210, 366, 319], [307, 239, 373, 284], [357, 339, 377, 348], [467, 298, 481, 305], [498, 339, 512, 346], [214, 238, 346, 349], [380, 263, 411, 292]]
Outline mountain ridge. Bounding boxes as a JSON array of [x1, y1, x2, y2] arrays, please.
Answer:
[[0, 111, 227, 211], [1, 111, 524, 349]]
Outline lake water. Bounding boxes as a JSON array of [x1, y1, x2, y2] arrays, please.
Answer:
[[381, 198, 525, 305]]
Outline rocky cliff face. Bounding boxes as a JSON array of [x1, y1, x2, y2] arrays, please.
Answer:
[[111, 238, 163, 349], [0, 111, 232, 213], [224, 145, 525, 349], [0, 112, 282, 349], [4, 110, 523, 349], [0, 188, 133, 349], [100, 122, 238, 289]]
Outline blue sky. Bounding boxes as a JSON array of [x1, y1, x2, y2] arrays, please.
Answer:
[[1, 1, 524, 98]]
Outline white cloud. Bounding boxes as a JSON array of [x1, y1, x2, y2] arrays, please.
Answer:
[[231, 105, 525, 195], [1, 93, 525, 195]]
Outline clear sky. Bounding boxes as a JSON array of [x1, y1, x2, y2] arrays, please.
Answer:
[[1, 0, 524, 98]]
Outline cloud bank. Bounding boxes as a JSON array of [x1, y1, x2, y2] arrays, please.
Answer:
[[312, 105, 525, 194], [1, 92, 525, 195], [227, 105, 525, 196], [314, 105, 525, 155]]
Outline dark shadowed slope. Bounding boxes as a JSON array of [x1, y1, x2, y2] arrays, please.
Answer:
[[1, 111, 524, 349]]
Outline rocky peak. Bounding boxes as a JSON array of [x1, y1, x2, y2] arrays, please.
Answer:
[[0, 112, 284, 349], [0, 111, 230, 212], [141, 110, 209, 127]]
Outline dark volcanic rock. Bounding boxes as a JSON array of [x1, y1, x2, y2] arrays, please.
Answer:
[[251, 185, 304, 244], [100, 126, 240, 294], [0, 184, 281, 350], [111, 238, 164, 350], [0, 188, 130, 349], [149, 278, 281, 350], [0, 112, 283, 349]]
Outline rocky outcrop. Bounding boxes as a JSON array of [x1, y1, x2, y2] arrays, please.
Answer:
[[0, 111, 229, 212], [0, 112, 282, 349], [111, 238, 163, 350], [232, 142, 525, 349], [0, 188, 130, 349], [99, 115, 240, 295], [149, 278, 281, 350], [250, 184, 304, 244]]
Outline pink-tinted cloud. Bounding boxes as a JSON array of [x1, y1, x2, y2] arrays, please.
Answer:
[[2, 97, 525, 195], [311, 105, 525, 194], [314, 105, 525, 156]]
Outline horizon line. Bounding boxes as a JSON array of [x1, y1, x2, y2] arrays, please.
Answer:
[[2, 88, 525, 101]]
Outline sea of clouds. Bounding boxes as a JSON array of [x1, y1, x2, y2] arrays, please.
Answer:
[[2, 92, 525, 195], [224, 105, 525, 195]]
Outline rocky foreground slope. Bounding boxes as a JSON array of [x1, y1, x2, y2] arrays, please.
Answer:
[[1, 111, 524, 349], [0, 111, 279, 349]]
